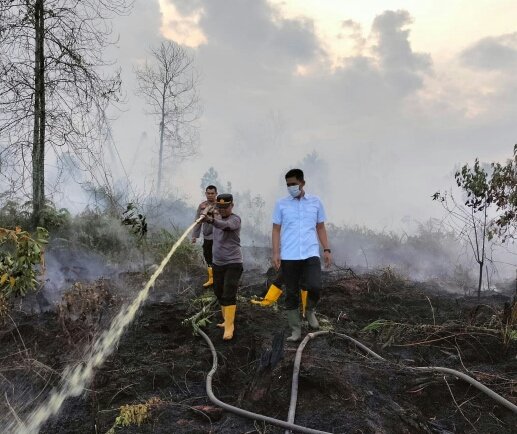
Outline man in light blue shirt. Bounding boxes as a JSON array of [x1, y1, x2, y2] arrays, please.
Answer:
[[272, 168, 332, 342]]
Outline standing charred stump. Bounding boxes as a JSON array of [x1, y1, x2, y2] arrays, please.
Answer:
[[239, 331, 285, 405], [57, 280, 113, 345]]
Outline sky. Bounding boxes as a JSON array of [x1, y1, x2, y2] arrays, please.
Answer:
[[102, 0, 517, 231]]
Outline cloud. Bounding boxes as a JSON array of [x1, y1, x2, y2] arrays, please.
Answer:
[[167, 0, 203, 15], [102, 1, 517, 234], [162, 3, 441, 227], [460, 33, 517, 71], [195, 0, 323, 69], [301, 10, 432, 122], [372, 10, 431, 71], [158, 0, 207, 48], [338, 19, 366, 55], [156, 3, 432, 131], [371, 10, 432, 95]]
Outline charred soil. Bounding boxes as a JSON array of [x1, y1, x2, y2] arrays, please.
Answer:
[[0, 268, 516, 433]]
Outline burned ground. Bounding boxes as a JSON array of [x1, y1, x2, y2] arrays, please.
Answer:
[[0, 268, 516, 434]]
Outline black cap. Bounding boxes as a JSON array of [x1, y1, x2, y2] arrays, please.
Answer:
[[216, 193, 233, 208]]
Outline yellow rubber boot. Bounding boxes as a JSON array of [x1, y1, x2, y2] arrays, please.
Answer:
[[217, 306, 225, 328], [300, 289, 308, 318], [251, 284, 282, 307], [223, 305, 236, 340], [203, 266, 213, 288]]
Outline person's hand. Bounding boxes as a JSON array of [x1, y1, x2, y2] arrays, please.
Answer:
[[191, 237, 197, 244], [201, 212, 214, 223], [200, 205, 215, 221], [272, 252, 281, 270], [323, 250, 332, 269]]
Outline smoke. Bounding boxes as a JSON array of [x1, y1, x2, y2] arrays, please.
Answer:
[[5, 0, 517, 293], [39, 247, 118, 305]]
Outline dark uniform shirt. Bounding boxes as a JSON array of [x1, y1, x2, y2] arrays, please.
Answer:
[[192, 200, 216, 240], [212, 214, 242, 266]]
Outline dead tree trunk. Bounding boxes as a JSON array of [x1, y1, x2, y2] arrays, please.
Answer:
[[477, 207, 488, 300], [32, 0, 46, 227], [157, 84, 167, 194], [477, 262, 483, 299]]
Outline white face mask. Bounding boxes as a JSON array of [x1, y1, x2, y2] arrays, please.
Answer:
[[287, 185, 301, 198]]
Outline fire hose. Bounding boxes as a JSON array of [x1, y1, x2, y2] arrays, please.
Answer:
[[196, 327, 517, 434], [196, 326, 331, 434], [191, 213, 516, 430], [15, 217, 206, 434], [285, 331, 517, 433]]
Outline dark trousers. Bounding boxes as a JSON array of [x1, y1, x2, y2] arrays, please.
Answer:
[[270, 270, 306, 291], [281, 257, 321, 310], [212, 263, 243, 306], [203, 239, 213, 266], [271, 270, 284, 288]]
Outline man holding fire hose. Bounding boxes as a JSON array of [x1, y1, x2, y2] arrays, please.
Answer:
[[200, 194, 242, 341], [272, 168, 332, 342]]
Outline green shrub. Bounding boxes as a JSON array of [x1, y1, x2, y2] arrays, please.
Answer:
[[0, 199, 70, 232], [73, 210, 132, 256], [0, 226, 48, 297], [40, 201, 71, 231], [0, 200, 31, 229]]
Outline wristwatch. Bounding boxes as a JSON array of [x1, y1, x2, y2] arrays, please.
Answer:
[[323, 248, 331, 253]]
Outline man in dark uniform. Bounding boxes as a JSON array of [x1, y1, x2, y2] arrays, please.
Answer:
[[192, 185, 218, 287], [202, 194, 242, 340]]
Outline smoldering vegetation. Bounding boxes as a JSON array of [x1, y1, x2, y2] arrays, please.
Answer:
[[327, 220, 515, 293], [1, 186, 516, 434], [0, 194, 203, 313], [1, 265, 516, 434], [3, 188, 515, 311], [240, 216, 517, 296]]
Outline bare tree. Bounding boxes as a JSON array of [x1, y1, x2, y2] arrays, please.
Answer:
[[433, 160, 496, 298], [435, 191, 491, 298], [0, 0, 132, 226], [135, 40, 200, 194]]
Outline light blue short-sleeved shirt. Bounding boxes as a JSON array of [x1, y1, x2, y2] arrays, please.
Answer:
[[272, 193, 326, 260]]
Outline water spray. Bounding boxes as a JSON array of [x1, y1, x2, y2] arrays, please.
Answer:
[[13, 217, 204, 434]]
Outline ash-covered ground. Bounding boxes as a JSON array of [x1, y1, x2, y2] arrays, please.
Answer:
[[0, 263, 516, 433]]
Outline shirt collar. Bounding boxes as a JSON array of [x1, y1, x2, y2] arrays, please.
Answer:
[[287, 192, 309, 201]]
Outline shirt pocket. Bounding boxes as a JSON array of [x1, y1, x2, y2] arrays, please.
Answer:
[[283, 205, 299, 226], [304, 203, 319, 223]]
